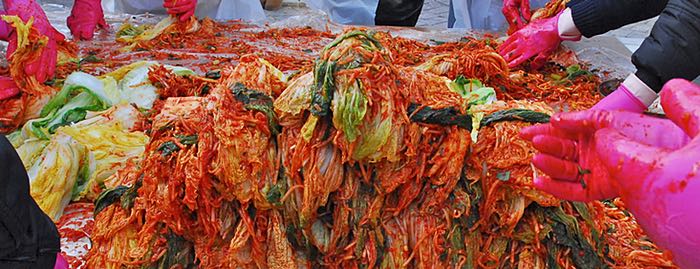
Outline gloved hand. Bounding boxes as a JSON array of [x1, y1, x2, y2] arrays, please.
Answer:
[[0, 76, 20, 101], [498, 10, 563, 69], [595, 79, 700, 269], [0, 11, 11, 40], [3, 0, 65, 83], [163, 0, 197, 22], [67, 0, 108, 41], [592, 83, 648, 113], [520, 105, 689, 202], [502, 0, 531, 32], [54, 253, 69, 269]]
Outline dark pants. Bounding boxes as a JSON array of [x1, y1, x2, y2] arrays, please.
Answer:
[[448, 0, 456, 27], [0, 136, 60, 268], [375, 0, 425, 26]]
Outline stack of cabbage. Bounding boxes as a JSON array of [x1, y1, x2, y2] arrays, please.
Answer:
[[8, 62, 195, 220], [9, 26, 672, 268]]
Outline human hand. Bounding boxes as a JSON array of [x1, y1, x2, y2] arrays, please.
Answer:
[[498, 11, 561, 69], [4, 0, 65, 82], [67, 0, 109, 41], [503, 0, 531, 32], [520, 106, 689, 201], [595, 79, 700, 269], [163, 0, 197, 22]]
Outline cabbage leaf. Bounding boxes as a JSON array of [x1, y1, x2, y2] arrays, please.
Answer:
[[27, 134, 88, 221], [13, 138, 49, 169], [59, 122, 148, 200], [332, 78, 367, 142], [117, 16, 176, 52], [352, 114, 392, 161], [118, 62, 195, 109], [449, 76, 497, 106], [274, 72, 313, 116], [118, 63, 159, 109]]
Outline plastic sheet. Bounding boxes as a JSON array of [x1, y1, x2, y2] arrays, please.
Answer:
[[269, 7, 338, 31], [36, 0, 637, 75], [278, 11, 636, 83], [18, 2, 672, 264]]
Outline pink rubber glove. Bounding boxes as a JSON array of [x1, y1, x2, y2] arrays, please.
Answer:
[[498, 10, 562, 69], [503, 0, 531, 32], [163, 0, 197, 22], [3, 0, 65, 83], [67, 0, 108, 41], [0, 76, 20, 100], [0, 11, 11, 40], [54, 253, 69, 269], [595, 79, 700, 268], [591, 83, 648, 113], [520, 107, 689, 202]]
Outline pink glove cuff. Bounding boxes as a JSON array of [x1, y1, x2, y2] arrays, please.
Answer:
[[54, 253, 68, 269], [619, 84, 647, 108], [592, 84, 647, 112]]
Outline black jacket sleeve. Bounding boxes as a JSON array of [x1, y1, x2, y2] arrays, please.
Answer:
[[632, 0, 700, 92], [566, 0, 668, 38], [0, 136, 59, 266]]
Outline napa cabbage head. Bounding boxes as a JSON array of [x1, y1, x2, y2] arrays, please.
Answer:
[[447, 76, 497, 143], [25, 72, 120, 139], [13, 138, 49, 170], [417, 54, 453, 76], [27, 134, 88, 221], [448, 76, 497, 107], [118, 61, 195, 110], [117, 15, 200, 51], [59, 122, 148, 200], [352, 113, 392, 162], [259, 57, 288, 83], [118, 63, 159, 109], [117, 16, 177, 51], [323, 30, 383, 63], [274, 72, 313, 116], [332, 77, 367, 142], [76, 104, 142, 131], [14, 104, 146, 214]]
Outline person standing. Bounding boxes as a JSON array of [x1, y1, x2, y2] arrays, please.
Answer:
[[307, 0, 425, 26], [0, 135, 67, 269], [520, 79, 700, 269], [103, 0, 267, 22], [499, 0, 700, 113], [448, 0, 549, 31], [0, 0, 67, 101]]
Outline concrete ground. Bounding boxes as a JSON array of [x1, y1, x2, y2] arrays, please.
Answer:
[[600, 18, 656, 53]]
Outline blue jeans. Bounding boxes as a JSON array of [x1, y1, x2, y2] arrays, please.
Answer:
[[448, 0, 456, 28]]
